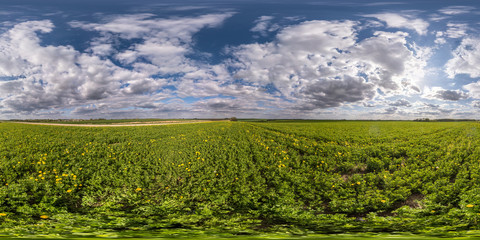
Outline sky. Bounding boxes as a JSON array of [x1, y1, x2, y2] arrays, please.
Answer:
[[0, 0, 480, 120]]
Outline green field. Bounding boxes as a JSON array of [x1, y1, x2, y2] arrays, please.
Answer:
[[9, 118, 208, 125], [1, 121, 480, 238]]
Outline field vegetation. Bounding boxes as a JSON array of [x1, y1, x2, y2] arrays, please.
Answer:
[[1, 120, 480, 238], [10, 118, 214, 125]]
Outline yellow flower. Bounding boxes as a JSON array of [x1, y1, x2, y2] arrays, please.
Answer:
[[381, 200, 386, 203], [40, 215, 49, 219], [136, 187, 142, 191], [0, 213, 7, 216], [67, 189, 72, 193], [356, 182, 361, 185], [466, 204, 474, 208]]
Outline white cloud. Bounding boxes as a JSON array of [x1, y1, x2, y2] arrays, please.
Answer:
[[0, 13, 236, 115], [445, 23, 468, 38], [363, 13, 429, 35], [71, 13, 233, 40], [434, 23, 469, 44], [445, 37, 480, 78], [429, 14, 449, 22], [0, 20, 125, 111], [423, 87, 469, 101], [72, 13, 234, 76], [464, 81, 480, 99], [251, 16, 273, 32], [193, 98, 265, 112], [434, 31, 446, 45], [472, 100, 480, 108], [389, 99, 411, 107], [230, 20, 428, 110], [2, 11, 473, 119], [439, 6, 475, 15]]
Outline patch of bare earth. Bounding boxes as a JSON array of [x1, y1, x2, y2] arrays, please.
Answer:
[[403, 193, 424, 209]]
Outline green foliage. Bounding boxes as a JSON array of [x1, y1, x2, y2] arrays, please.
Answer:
[[0, 121, 480, 236]]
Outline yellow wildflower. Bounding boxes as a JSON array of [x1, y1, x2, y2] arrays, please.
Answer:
[[40, 215, 49, 219], [0, 213, 6, 216], [136, 187, 142, 192], [467, 204, 474, 208]]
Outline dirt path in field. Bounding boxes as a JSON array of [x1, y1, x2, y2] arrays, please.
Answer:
[[11, 120, 218, 127]]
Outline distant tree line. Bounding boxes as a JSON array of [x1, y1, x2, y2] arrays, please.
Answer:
[[414, 118, 477, 122]]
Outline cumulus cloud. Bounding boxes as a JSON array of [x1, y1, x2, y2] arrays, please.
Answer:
[[435, 90, 468, 101], [423, 87, 468, 101], [0, 20, 140, 111], [231, 20, 428, 110], [363, 13, 429, 35], [0, 11, 464, 119], [0, 14, 235, 115], [389, 99, 411, 107], [72, 105, 99, 115], [423, 102, 440, 108], [383, 107, 397, 114], [445, 37, 480, 78], [463, 81, 480, 99], [473, 101, 480, 109], [297, 76, 376, 110], [363, 102, 375, 107], [72, 13, 234, 76], [121, 78, 167, 95], [193, 98, 264, 112]]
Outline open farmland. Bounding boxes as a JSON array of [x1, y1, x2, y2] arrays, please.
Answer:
[[1, 121, 480, 237]]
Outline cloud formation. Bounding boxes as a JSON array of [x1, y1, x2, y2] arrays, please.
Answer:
[[438, 6, 475, 15], [0, 20, 141, 112], [231, 20, 427, 110], [250, 16, 279, 37], [0, 14, 234, 116], [0, 3, 479, 120], [445, 37, 480, 79], [363, 13, 429, 35], [389, 99, 412, 107], [423, 87, 469, 101]]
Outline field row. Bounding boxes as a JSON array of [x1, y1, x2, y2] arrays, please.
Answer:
[[0, 121, 479, 234]]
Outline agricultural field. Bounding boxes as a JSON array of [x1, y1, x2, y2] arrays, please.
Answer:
[[1, 120, 480, 238]]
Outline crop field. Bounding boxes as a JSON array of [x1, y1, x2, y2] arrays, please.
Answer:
[[1, 121, 480, 238]]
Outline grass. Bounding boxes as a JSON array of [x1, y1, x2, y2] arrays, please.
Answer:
[[1, 120, 480, 237]]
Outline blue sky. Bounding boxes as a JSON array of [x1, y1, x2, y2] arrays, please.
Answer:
[[1, 0, 480, 119]]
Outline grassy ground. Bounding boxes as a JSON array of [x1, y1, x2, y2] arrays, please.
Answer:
[[10, 119, 203, 124], [1, 121, 480, 237]]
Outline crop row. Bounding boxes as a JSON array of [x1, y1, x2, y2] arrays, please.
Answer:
[[0, 121, 479, 232]]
